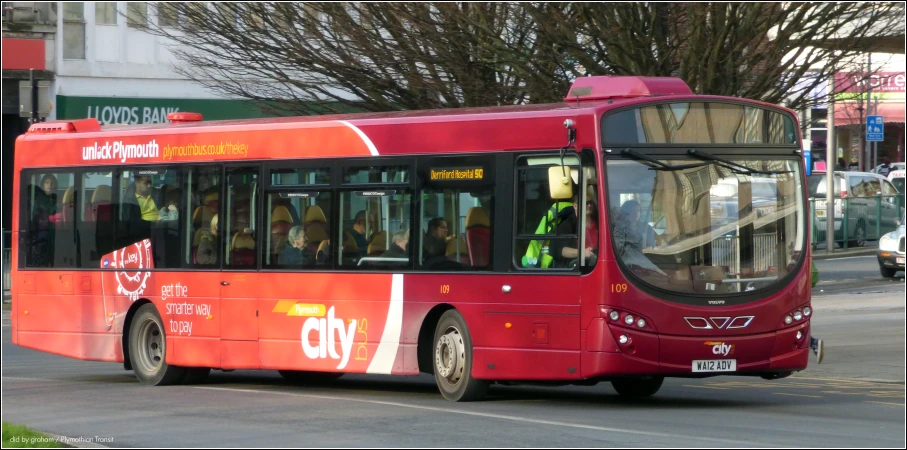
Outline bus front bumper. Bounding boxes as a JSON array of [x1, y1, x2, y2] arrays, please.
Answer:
[[582, 319, 810, 379]]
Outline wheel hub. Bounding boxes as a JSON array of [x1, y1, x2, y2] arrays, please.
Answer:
[[138, 319, 164, 372], [435, 329, 465, 384]]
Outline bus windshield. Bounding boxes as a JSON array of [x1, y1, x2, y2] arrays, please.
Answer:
[[606, 157, 805, 296]]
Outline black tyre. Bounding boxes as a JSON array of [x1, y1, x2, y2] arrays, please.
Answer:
[[181, 367, 211, 385], [611, 376, 665, 398], [278, 370, 344, 383], [129, 304, 186, 386], [880, 265, 898, 278], [433, 310, 489, 402]]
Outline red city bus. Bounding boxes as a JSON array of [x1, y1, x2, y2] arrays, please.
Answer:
[[11, 76, 812, 401]]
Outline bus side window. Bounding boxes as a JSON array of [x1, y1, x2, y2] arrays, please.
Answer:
[[263, 190, 332, 269], [115, 168, 182, 268], [184, 166, 221, 267], [23, 171, 77, 268], [513, 161, 578, 270], [338, 191, 413, 270], [78, 171, 114, 267], [419, 189, 493, 271], [224, 167, 259, 269]]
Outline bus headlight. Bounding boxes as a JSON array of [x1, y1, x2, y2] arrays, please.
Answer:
[[625, 315, 635, 325], [803, 307, 812, 317], [793, 310, 803, 321], [784, 315, 793, 325], [609, 310, 620, 321], [880, 233, 899, 251]]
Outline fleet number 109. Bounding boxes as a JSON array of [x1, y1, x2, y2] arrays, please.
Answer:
[[611, 284, 628, 293]]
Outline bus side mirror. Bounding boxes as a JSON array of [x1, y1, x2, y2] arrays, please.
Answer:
[[548, 166, 573, 200]]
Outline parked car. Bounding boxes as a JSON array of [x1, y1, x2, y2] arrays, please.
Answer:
[[877, 211, 905, 278], [808, 171, 903, 247], [871, 162, 906, 175], [888, 169, 905, 194]]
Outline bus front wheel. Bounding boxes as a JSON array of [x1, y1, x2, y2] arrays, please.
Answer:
[[433, 310, 488, 402], [129, 304, 186, 386], [611, 376, 664, 398]]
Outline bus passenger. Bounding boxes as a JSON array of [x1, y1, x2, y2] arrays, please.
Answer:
[[41, 174, 58, 198], [279, 226, 316, 266], [423, 217, 449, 262], [37, 174, 62, 223], [159, 190, 181, 221], [585, 200, 600, 256], [381, 227, 409, 263], [197, 214, 218, 265], [349, 210, 369, 256], [617, 200, 656, 250], [550, 194, 595, 267], [134, 175, 160, 221]]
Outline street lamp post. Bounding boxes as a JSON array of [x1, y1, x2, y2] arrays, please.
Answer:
[[826, 75, 836, 254]]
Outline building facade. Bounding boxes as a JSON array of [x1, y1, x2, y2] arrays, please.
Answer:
[[1, 1, 275, 230]]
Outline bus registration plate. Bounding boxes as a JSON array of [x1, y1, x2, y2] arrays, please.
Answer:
[[692, 359, 736, 372]]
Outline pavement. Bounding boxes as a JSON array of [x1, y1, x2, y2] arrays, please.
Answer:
[[812, 243, 885, 260]]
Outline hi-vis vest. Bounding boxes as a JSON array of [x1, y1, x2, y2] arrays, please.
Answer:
[[521, 202, 572, 268]]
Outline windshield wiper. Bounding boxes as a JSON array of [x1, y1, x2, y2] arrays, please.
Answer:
[[687, 149, 790, 175], [620, 148, 707, 171]]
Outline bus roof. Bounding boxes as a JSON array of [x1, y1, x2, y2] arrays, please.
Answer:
[[14, 76, 800, 167]]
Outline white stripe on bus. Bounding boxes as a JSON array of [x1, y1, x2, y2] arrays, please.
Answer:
[[367, 273, 404, 374], [337, 120, 379, 156]]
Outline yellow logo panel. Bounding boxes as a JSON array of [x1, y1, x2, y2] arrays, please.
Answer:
[[286, 303, 327, 317]]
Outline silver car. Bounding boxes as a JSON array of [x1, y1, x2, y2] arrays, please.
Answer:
[[808, 171, 902, 247], [877, 211, 905, 278]]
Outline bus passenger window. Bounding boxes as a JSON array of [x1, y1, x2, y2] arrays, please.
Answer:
[[116, 168, 182, 268], [419, 189, 493, 271], [185, 166, 221, 267], [513, 158, 581, 270], [224, 167, 258, 268], [264, 190, 332, 269], [78, 171, 114, 267], [23, 171, 77, 268], [338, 190, 412, 269]]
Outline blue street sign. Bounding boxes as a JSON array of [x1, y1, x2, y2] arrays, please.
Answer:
[[803, 148, 811, 176], [866, 115, 884, 142]]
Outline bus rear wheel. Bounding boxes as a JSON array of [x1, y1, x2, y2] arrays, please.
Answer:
[[129, 304, 186, 386], [611, 376, 664, 398], [433, 310, 488, 402], [278, 370, 344, 383]]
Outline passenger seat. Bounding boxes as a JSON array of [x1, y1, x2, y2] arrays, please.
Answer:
[[465, 207, 491, 267]]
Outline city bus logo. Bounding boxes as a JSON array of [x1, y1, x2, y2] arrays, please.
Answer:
[[108, 239, 153, 302], [705, 341, 735, 356]]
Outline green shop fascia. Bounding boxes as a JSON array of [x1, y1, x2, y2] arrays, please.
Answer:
[[55, 95, 275, 125]]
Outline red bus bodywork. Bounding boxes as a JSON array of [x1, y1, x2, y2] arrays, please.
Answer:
[[10, 76, 811, 384]]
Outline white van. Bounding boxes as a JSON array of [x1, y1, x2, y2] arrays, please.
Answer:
[[888, 169, 905, 194]]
